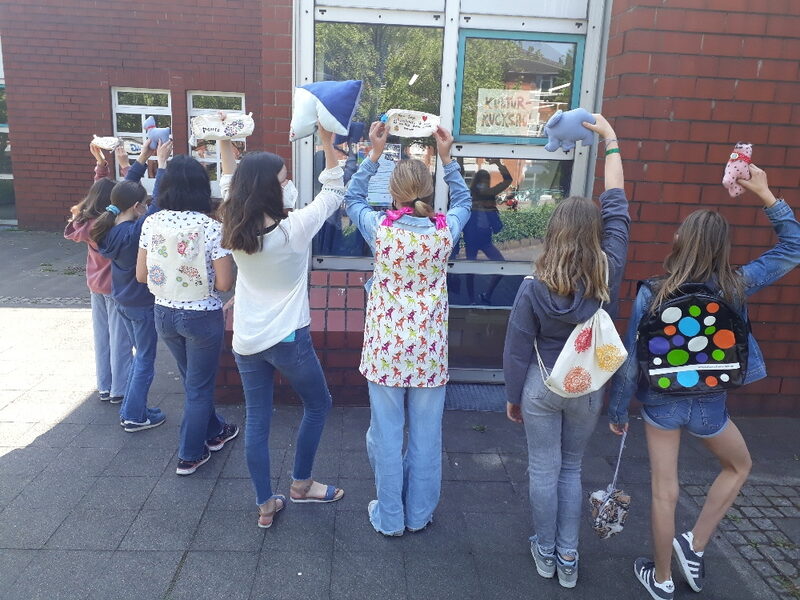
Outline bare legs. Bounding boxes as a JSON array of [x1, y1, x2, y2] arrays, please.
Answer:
[[644, 420, 752, 583]]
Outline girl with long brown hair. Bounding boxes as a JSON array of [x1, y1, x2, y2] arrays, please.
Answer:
[[217, 122, 345, 529], [503, 114, 629, 589], [608, 165, 800, 600]]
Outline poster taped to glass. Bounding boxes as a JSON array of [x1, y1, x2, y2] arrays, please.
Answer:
[[475, 89, 549, 137]]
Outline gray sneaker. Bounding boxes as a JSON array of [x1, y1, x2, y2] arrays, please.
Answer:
[[557, 554, 578, 588], [529, 537, 556, 579]]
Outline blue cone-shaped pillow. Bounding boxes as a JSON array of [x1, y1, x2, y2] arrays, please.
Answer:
[[289, 80, 363, 142], [543, 108, 596, 152]]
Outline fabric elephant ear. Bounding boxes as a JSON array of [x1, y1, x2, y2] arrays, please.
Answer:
[[289, 80, 363, 142]]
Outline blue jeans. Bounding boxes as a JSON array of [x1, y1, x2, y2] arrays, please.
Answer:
[[366, 382, 446, 535], [116, 303, 158, 423], [154, 306, 226, 462], [521, 367, 601, 559], [233, 326, 332, 505], [90, 292, 132, 397]]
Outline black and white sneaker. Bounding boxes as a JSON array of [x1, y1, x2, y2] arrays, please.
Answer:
[[634, 557, 674, 600], [207, 424, 239, 452], [99, 391, 111, 402], [673, 531, 705, 592]]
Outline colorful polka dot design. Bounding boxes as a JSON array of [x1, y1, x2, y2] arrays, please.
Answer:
[[642, 295, 746, 393]]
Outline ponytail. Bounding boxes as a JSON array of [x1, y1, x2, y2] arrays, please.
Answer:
[[89, 180, 147, 245], [412, 198, 434, 218]]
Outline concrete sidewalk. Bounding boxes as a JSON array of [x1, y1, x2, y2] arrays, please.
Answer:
[[1, 228, 798, 599]]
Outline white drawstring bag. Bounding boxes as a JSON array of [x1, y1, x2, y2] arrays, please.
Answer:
[[531, 259, 627, 398], [590, 430, 631, 539]]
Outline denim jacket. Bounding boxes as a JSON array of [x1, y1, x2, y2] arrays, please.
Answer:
[[608, 199, 800, 424]]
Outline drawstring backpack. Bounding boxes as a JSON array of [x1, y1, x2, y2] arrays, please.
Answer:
[[533, 255, 627, 398], [589, 430, 631, 539]]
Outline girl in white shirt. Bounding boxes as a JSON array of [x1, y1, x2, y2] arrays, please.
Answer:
[[218, 124, 345, 529]]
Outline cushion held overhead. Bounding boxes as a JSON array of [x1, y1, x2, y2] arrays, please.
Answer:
[[289, 80, 363, 142]]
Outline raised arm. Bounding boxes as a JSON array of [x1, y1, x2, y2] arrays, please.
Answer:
[[344, 121, 387, 249], [289, 125, 346, 243], [436, 127, 472, 241], [583, 114, 623, 191], [485, 159, 514, 196], [143, 139, 172, 218], [739, 165, 800, 295], [124, 140, 156, 183]]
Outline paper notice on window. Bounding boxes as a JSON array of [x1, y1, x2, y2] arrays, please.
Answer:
[[475, 89, 542, 137], [384, 110, 440, 138], [367, 144, 402, 207]]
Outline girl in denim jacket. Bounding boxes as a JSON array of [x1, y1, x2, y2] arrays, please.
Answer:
[[608, 165, 800, 600]]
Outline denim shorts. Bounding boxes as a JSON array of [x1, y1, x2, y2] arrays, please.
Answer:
[[641, 395, 729, 438]]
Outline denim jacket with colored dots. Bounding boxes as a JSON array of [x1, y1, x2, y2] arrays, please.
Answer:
[[608, 199, 800, 425]]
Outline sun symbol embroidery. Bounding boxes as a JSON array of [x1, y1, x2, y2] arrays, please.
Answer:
[[574, 328, 593, 353], [563, 367, 592, 394], [148, 265, 166, 286], [596, 344, 625, 372]]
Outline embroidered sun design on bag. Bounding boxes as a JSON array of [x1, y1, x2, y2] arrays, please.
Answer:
[[148, 265, 166, 286], [563, 366, 592, 394], [574, 327, 593, 353]]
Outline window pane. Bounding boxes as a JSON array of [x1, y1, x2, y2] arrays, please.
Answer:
[[152, 115, 172, 129], [191, 95, 243, 111], [0, 133, 11, 175], [448, 305, 516, 368], [117, 91, 169, 107], [116, 113, 141, 133], [192, 139, 217, 161], [450, 156, 572, 272], [0, 87, 6, 125], [0, 178, 15, 220], [312, 22, 444, 258], [459, 37, 577, 138]]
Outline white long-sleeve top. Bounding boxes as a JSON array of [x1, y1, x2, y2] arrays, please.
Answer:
[[220, 166, 344, 355]]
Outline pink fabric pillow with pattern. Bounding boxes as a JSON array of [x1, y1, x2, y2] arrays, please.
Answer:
[[722, 142, 753, 198]]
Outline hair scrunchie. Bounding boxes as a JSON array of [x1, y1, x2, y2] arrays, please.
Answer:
[[105, 205, 121, 215]]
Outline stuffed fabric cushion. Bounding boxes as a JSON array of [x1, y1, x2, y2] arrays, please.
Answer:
[[289, 80, 363, 142]]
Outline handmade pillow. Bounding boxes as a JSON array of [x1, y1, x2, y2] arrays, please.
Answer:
[[190, 113, 255, 141], [543, 108, 596, 152], [143, 116, 172, 150], [722, 142, 753, 197], [289, 80, 363, 142], [90, 135, 120, 151]]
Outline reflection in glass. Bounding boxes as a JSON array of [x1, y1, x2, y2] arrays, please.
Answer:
[[0, 133, 11, 175], [191, 95, 242, 111], [448, 156, 571, 303], [447, 303, 516, 369], [0, 87, 6, 125], [460, 37, 577, 138], [0, 179, 16, 220], [116, 91, 169, 107], [312, 22, 444, 258], [116, 113, 141, 133]]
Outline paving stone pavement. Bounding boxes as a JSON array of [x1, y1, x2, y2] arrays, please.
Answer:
[[1, 228, 799, 599]]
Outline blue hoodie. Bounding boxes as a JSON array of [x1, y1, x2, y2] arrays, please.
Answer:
[[502, 188, 631, 406], [98, 161, 165, 307]]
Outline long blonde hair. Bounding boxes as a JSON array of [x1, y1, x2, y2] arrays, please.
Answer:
[[536, 196, 609, 302], [389, 159, 434, 217], [651, 210, 744, 310]]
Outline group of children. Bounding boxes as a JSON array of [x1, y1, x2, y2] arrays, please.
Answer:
[[66, 113, 799, 599]]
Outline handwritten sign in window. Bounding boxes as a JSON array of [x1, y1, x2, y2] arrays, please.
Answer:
[[475, 89, 543, 137]]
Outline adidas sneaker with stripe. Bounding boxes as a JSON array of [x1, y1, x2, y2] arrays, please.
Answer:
[[673, 530, 705, 592]]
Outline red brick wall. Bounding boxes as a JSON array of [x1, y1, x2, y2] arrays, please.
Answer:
[[0, 0, 293, 229], [603, 1, 800, 415]]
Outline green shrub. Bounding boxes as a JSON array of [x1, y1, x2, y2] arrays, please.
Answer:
[[493, 204, 556, 243]]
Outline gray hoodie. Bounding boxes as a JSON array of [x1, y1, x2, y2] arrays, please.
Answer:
[[503, 188, 630, 405]]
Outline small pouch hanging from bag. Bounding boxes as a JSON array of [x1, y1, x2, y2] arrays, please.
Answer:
[[589, 430, 631, 539]]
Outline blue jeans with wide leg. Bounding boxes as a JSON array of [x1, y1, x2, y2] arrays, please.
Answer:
[[116, 303, 158, 423], [90, 292, 132, 398], [233, 326, 332, 506], [366, 382, 446, 535], [154, 306, 226, 462]]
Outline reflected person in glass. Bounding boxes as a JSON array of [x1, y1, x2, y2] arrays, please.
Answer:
[[463, 158, 513, 305]]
